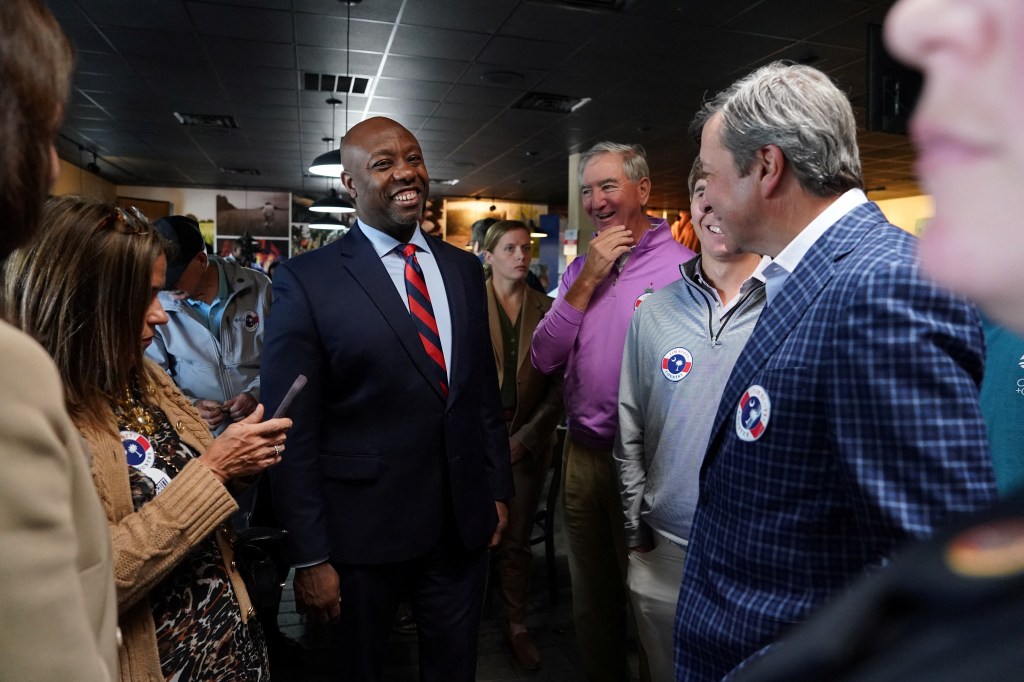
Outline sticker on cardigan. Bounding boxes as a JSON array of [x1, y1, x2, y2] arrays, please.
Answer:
[[736, 385, 770, 442], [140, 467, 171, 494], [243, 310, 260, 332], [121, 430, 155, 469], [946, 518, 1024, 578], [634, 284, 654, 309], [661, 347, 693, 382]]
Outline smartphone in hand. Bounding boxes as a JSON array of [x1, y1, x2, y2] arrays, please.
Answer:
[[272, 375, 307, 419]]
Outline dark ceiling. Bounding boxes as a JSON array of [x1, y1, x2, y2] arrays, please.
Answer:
[[47, 0, 920, 213]]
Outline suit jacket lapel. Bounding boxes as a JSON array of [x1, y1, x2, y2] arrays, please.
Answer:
[[340, 225, 448, 400], [518, 289, 544, 375], [485, 279, 504, 380], [703, 208, 878, 472]]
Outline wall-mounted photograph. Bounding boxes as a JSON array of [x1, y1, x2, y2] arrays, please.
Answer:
[[216, 190, 290, 238]]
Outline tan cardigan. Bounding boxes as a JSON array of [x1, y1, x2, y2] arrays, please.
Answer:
[[81, 360, 254, 682]]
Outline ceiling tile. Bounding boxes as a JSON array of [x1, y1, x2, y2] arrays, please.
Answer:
[[293, 15, 394, 51], [400, 0, 517, 32], [185, 2, 294, 42], [390, 25, 490, 61], [381, 55, 467, 83], [477, 36, 578, 71]]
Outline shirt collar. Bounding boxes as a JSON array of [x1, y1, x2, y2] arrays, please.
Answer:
[[769, 188, 868, 277], [358, 219, 431, 258], [692, 254, 771, 305]]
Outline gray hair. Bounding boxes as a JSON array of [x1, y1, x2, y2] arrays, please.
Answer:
[[577, 141, 650, 186], [690, 61, 862, 197]]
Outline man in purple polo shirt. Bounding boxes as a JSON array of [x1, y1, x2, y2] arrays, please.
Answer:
[[531, 141, 693, 681]]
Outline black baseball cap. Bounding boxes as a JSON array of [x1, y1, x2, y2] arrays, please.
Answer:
[[152, 215, 205, 289]]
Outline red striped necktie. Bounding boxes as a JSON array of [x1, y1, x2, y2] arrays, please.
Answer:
[[399, 243, 448, 397]]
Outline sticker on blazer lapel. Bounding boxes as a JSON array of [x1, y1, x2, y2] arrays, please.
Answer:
[[736, 385, 770, 442], [946, 518, 1024, 578], [243, 310, 260, 332], [634, 284, 654, 309], [661, 347, 693, 382], [121, 430, 155, 469]]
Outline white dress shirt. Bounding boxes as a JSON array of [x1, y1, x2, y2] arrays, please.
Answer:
[[761, 188, 869, 305], [358, 220, 452, 378]]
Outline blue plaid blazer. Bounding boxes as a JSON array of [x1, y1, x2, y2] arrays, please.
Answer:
[[674, 202, 997, 681]]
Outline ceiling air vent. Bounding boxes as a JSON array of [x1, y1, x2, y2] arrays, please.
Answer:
[[302, 72, 371, 95], [173, 112, 239, 128], [512, 92, 591, 114], [219, 167, 261, 176]]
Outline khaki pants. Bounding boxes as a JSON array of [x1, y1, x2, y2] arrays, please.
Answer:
[[562, 434, 631, 682], [627, 537, 687, 682]]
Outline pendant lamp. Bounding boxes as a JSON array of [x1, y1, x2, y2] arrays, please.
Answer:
[[310, 187, 355, 213], [309, 214, 347, 230]]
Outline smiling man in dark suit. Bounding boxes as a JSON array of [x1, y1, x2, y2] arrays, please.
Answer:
[[673, 62, 997, 681], [261, 116, 512, 682]]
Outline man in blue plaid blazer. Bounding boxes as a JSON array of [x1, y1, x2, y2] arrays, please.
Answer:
[[673, 62, 998, 681]]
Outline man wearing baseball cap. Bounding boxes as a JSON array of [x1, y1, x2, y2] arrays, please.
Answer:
[[146, 215, 272, 435]]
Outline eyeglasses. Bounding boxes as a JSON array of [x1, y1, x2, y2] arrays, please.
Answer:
[[97, 205, 151, 235]]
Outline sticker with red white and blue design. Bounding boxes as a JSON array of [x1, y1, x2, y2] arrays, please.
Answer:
[[661, 347, 693, 382], [243, 310, 260, 332], [634, 284, 654, 309], [120, 430, 155, 469], [735, 384, 771, 442]]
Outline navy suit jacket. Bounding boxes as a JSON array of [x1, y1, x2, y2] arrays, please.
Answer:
[[674, 202, 998, 681], [261, 224, 512, 566]]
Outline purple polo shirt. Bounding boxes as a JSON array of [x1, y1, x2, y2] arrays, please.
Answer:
[[531, 218, 693, 450]]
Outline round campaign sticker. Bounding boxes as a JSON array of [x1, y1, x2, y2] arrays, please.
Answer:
[[661, 347, 693, 382], [634, 291, 652, 309], [140, 467, 171, 494], [735, 385, 771, 442], [946, 518, 1024, 578], [243, 310, 260, 332], [120, 430, 155, 469]]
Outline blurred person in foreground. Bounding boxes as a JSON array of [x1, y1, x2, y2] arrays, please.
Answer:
[[0, 1, 118, 678], [483, 220, 564, 670], [731, 3, 1024, 680], [674, 61, 996, 681], [4, 196, 292, 681]]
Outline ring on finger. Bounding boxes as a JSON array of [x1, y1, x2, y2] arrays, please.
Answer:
[[273, 444, 281, 457]]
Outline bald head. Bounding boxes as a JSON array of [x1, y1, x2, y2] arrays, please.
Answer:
[[341, 117, 429, 241]]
